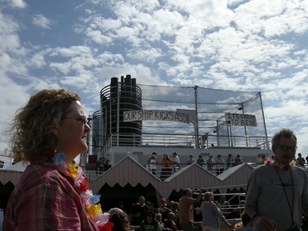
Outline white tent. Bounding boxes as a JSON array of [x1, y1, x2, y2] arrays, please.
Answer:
[[4, 161, 29, 172], [90, 156, 254, 198], [0, 157, 254, 198]]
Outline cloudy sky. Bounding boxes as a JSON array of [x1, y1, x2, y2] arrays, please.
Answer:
[[0, 0, 307, 163]]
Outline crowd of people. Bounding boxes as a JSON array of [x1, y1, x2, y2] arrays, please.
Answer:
[[148, 149, 308, 181], [147, 152, 245, 179], [125, 195, 179, 231], [132, 128, 308, 231], [258, 151, 308, 170], [105, 188, 250, 231]]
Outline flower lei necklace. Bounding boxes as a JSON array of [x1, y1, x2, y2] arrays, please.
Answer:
[[53, 152, 113, 231], [264, 159, 292, 170]]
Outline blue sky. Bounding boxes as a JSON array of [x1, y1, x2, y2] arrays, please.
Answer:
[[0, 0, 307, 162]]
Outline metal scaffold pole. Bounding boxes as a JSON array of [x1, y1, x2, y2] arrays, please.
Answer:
[[194, 85, 199, 148], [259, 92, 270, 149]]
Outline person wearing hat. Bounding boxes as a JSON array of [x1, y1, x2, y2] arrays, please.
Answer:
[[158, 198, 172, 221]]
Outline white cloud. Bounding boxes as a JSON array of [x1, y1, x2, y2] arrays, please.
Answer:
[[9, 0, 27, 9], [0, 0, 307, 156], [32, 14, 52, 29], [96, 52, 124, 65], [0, 13, 21, 52], [84, 29, 113, 45], [233, 0, 308, 37], [29, 52, 47, 68]]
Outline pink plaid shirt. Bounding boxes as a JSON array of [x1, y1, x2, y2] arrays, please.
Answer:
[[4, 159, 98, 231]]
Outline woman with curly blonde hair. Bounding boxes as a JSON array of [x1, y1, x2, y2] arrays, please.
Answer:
[[4, 89, 100, 230]]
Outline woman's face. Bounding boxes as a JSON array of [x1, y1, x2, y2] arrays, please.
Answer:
[[55, 101, 90, 163]]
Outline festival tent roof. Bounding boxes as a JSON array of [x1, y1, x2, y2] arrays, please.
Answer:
[[4, 161, 29, 172], [89, 155, 162, 193], [90, 156, 254, 198], [163, 163, 219, 194], [163, 163, 253, 195], [0, 161, 29, 185], [218, 163, 254, 180], [0, 170, 23, 185], [217, 163, 255, 190], [0, 156, 254, 198]]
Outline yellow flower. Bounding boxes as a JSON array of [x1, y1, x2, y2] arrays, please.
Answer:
[[86, 203, 103, 218], [66, 163, 78, 179]]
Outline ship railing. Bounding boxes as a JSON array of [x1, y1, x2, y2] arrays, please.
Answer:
[[144, 163, 250, 179], [105, 133, 270, 149], [85, 162, 262, 181]]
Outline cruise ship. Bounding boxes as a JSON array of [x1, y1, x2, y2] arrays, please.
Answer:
[[0, 75, 272, 213]]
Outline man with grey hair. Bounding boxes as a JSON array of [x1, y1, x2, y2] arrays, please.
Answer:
[[245, 128, 308, 231]]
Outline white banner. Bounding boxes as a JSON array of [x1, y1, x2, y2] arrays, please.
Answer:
[[123, 110, 190, 124], [225, 113, 257, 127]]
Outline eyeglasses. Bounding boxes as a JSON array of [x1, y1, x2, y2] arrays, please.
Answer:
[[277, 145, 297, 152], [63, 116, 90, 126]]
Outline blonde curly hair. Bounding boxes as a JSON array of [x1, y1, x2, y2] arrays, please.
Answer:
[[10, 89, 80, 161], [203, 191, 213, 201]]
